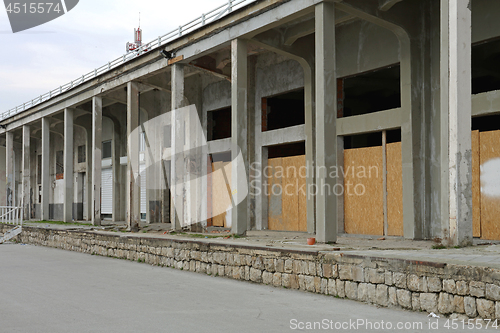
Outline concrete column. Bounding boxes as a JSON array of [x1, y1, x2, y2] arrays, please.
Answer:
[[22, 125, 30, 219], [315, 2, 337, 243], [6, 131, 14, 207], [171, 64, 184, 230], [41, 118, 50, 220], [127, 82, 141, 231], [440, 0, 472, 246], [231, 39, 248, 236], [112, 120, 121, 222], [63, 108, 74, 222], [92, 97, 102, 226], [86, 126, 92, 222]]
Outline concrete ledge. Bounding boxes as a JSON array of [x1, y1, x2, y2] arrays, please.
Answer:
[[2, 223, 499, 321]]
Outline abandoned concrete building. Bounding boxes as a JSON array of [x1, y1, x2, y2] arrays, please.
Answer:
[[0, 0, 498, 246]]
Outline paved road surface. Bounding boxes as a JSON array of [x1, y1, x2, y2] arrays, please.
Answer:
[[0, 244, 489, 332]]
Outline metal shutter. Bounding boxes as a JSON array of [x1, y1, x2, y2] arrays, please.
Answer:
[[140, 164, 146, 216], [101, 168, 113, 215]]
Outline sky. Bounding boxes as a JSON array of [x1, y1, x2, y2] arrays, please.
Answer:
[[0, 0, 227, 113]]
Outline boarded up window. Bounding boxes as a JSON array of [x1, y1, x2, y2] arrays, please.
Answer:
[[78, 145, 86, 163], [102, 140, 112, 159], [56, 150, 64, 180]]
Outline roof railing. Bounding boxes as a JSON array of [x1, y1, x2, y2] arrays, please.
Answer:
[[2, 0, 254, 121]]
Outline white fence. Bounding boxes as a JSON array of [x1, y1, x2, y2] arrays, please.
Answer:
[[1, 0, 256, 121], [0, 206, 23, 226]]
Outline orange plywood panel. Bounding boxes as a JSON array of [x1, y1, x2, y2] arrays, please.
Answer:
[[480, 130, 500, 240], [211, 162, 232, 227], [386, 142, 404, 236], [472, 130, 481, 238], [344, 146, 384, 236], [282, 156, 299, 231]]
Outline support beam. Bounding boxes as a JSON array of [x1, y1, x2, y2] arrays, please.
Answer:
[[171, 64, 185, 230], [127, 82, 141, 231], [92, 97, 102, 226], [6, 131, 14, 207], [22, 125, 30, 219], [41, 118, 50, 220], [441, 0, 473, 246], [63, 108, 74, 222], [315, 2, 337, 243], [231, 39, 248, 236]]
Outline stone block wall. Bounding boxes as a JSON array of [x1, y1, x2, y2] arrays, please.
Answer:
[[2, 224, 500, 321]]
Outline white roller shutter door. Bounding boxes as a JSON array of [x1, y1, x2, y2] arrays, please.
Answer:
[[101, 168, 113, 215], [140, 164, 146, 216]]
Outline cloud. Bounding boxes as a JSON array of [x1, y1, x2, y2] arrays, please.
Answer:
[[0, 0, 225, 111]]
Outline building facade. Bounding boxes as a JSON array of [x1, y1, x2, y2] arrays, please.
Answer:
[[1, 0, 498, 246]]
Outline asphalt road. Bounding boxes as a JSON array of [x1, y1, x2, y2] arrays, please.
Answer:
[[0, 244, 489, 332]]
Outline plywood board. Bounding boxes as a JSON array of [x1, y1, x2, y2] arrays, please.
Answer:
[[282, 156, 299, 231], [268, 158, 284, 231], [386, 142, 403, 236], [472, 130, 481, 238], [480, 130, 500, 240], [211, 162, 232, 227], [344, 146, 384, 236]]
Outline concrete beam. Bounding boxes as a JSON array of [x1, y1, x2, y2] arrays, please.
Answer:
[[63, 108, 74, 222], [441, 0, 473, 246], [315, 1, 337, 243], [231, 39, 249, 236], [284, 19, 315, 46], [472, 90, 500, 117], [41, 118, 50, 220], [22, 125, 30, 219], [92, 97, 102, 226], [336, 108, 402, 136], [261, 125, 306, 147], [127, 82, 141, 232]]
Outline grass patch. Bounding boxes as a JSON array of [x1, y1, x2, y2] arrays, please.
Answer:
[[432, 244, 447, 249], [26, 220, 93, 227]]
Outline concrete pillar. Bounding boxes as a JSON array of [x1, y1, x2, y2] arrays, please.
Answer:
[[41, 118, 50, 220], [440, 0, 472, 246], [171, 64, 184, 230], [22, 125, 30, 219], [315, 2, 337, 243], [86, 126, 92, 222], [127, 82, 140, 231], [231, 39, 248, 236], [63, 108, 74, 222], [92, 97, 102, 226], [6, 131, 14, 207], [112, 120, 121, 222]]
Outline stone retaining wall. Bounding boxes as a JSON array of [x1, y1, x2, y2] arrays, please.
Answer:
[[3, 224, 500, 320]]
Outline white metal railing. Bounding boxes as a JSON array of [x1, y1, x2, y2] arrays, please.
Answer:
[[1, 0, 255, 122], [0, 206, 23, 226]]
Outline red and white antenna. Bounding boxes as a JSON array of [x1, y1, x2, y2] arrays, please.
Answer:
[[127, 13, 148, 53]]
